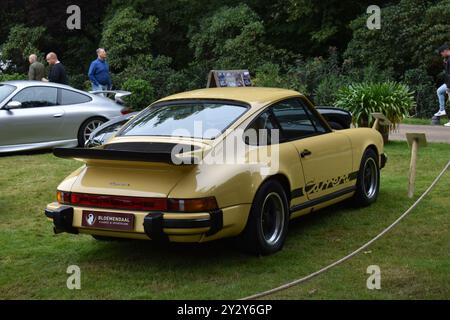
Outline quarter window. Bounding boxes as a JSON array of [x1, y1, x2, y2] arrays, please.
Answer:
[[244, 111, 279, 145], [13, 87, 58, 108], [61, 89, 91, 105]]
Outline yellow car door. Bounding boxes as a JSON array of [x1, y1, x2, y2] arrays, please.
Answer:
[[271, 98, 354, 201]]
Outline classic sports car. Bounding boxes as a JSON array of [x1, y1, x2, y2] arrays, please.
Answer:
[[0, 81, 130, 153], [45, 87, 386, 255]]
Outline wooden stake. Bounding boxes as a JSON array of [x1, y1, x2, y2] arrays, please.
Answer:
[[408, 138, 418, 198], [406, 133, 427, 198]]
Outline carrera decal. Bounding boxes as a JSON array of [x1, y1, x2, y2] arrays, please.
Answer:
[[304, 172, 358, 196]]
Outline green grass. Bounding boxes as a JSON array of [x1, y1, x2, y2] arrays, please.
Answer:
[[0, 142, 449, 300], [401, 118, 431, 125]]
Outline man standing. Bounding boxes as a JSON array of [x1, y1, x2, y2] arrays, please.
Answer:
[[435, 44, 450, 127], [45, 52, 68, 85], [27, 54, 45, 81], [88, 48, 112, 92]]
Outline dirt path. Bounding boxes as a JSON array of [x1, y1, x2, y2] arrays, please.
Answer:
[[389, 124, 450, 143]]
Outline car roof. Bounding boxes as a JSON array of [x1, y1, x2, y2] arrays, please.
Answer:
[[1, 80, 81, 91], [156, 87, 304, 109]]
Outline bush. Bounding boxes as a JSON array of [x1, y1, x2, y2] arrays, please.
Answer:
[[335, 82, 415, 128], [121, 78, 155, 111], [403, 68, 438, 118], [0, 73, 27, 82]]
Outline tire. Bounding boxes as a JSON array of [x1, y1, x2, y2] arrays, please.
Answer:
[[353, 148, 380, 207], [238, 180, 290, 255], [77, 117, 106, 147], [328, 121, 344, 130]]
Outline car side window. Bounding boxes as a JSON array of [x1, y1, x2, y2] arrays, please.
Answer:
[[300, 99, 327, 133], [12, 87, 58, 108], [61, 89, 92, 105], [271, 99, 318, 140], [244, 111, 279, 146]]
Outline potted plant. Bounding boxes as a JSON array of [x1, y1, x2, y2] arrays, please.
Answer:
[[335, 81, 415, 143]]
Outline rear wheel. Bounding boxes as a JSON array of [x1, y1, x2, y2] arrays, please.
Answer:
[[78, 117, 106, 147], [238, 180, 289, 255], [353, 148, 380, 206]]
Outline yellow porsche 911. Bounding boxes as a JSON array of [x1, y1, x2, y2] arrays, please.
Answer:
[[45, 87, 386, 255]]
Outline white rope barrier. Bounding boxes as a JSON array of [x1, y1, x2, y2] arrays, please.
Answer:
[[242, 161, 450, 300]]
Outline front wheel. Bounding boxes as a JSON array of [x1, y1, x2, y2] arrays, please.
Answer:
[[238, 180, 289, 255], [353, 148, 380, 206]]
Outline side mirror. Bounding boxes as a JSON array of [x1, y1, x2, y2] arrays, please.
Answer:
[[4, 101, 22, 110]]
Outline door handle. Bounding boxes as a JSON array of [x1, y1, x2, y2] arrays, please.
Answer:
[[53, 113, 63, 118], [300, 149, 312, 158]]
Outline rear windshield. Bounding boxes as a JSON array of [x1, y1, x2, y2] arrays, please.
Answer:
[[0, 84, 16, 102], [119, 101, 248, 139]]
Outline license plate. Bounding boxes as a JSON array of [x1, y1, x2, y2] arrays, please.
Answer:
[[82, 210, 135, 231]]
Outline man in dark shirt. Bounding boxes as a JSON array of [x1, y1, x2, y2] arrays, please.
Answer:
[[435, 45, 450, 127], [45, 52, 68, 85]]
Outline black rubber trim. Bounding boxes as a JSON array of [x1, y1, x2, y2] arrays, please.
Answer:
[[143, 212, 168, 242], [206, 209, 223, 236], [143, 210, 224, 239], [348, 171, 359, 181], [290, 186, 356, 213], [380, 153, 388, 169], [45, 206, 79, 234], [53, 147, 196, 165], [291, 188, 304, 199]]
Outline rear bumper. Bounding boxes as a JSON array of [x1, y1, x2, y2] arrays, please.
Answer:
[[44, 203, 248, 242]]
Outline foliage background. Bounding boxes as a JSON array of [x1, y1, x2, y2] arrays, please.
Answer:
[[0, 0, 449, 115]]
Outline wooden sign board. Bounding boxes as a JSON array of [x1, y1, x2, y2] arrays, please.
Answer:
[[371, 113, 392, 126], [406, 133, 427, 148], [207, 70, 252, 88]]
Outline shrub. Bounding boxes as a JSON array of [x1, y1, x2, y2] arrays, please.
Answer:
[[335, 82, 415, 128], [0, 73, 27, 82], [121, 78, 155, 111], [403, 68, 438, 118]]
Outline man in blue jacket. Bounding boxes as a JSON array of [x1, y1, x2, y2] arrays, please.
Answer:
[[88, 48, 112, 92]]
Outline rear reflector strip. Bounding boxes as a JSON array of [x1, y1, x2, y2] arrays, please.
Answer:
[[69, 193, 167, 211], [57, 191, 218, 213]]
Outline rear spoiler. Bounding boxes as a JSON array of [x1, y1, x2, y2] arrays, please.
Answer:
[[53, 147, 197, 165], [89, 90, 132, 104]]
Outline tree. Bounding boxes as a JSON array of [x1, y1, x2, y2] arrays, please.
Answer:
[[1, 25, 47, 73], [188, 4, 286, 73], [345, 0, 450, 78], [100, 7, 158, 72]]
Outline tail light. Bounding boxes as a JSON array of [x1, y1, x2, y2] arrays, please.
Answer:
[[168, 197, 218, 213], [56, 191, 218, 213], [120, 107, 132, 115]]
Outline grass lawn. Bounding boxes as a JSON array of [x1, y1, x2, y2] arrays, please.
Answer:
[[0, 142, 449, 300], [401, 118, 432, 125]]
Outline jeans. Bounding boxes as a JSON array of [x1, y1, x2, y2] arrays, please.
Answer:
[[92, 83, 108, 90], [437, 83, 448, 111]]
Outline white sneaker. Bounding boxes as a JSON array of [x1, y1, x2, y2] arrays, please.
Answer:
[[444, 121, 450, 127], [434, 110, 447, 117]]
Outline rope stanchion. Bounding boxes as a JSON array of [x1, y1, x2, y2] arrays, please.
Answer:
[[242, 161, 450, 300]]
